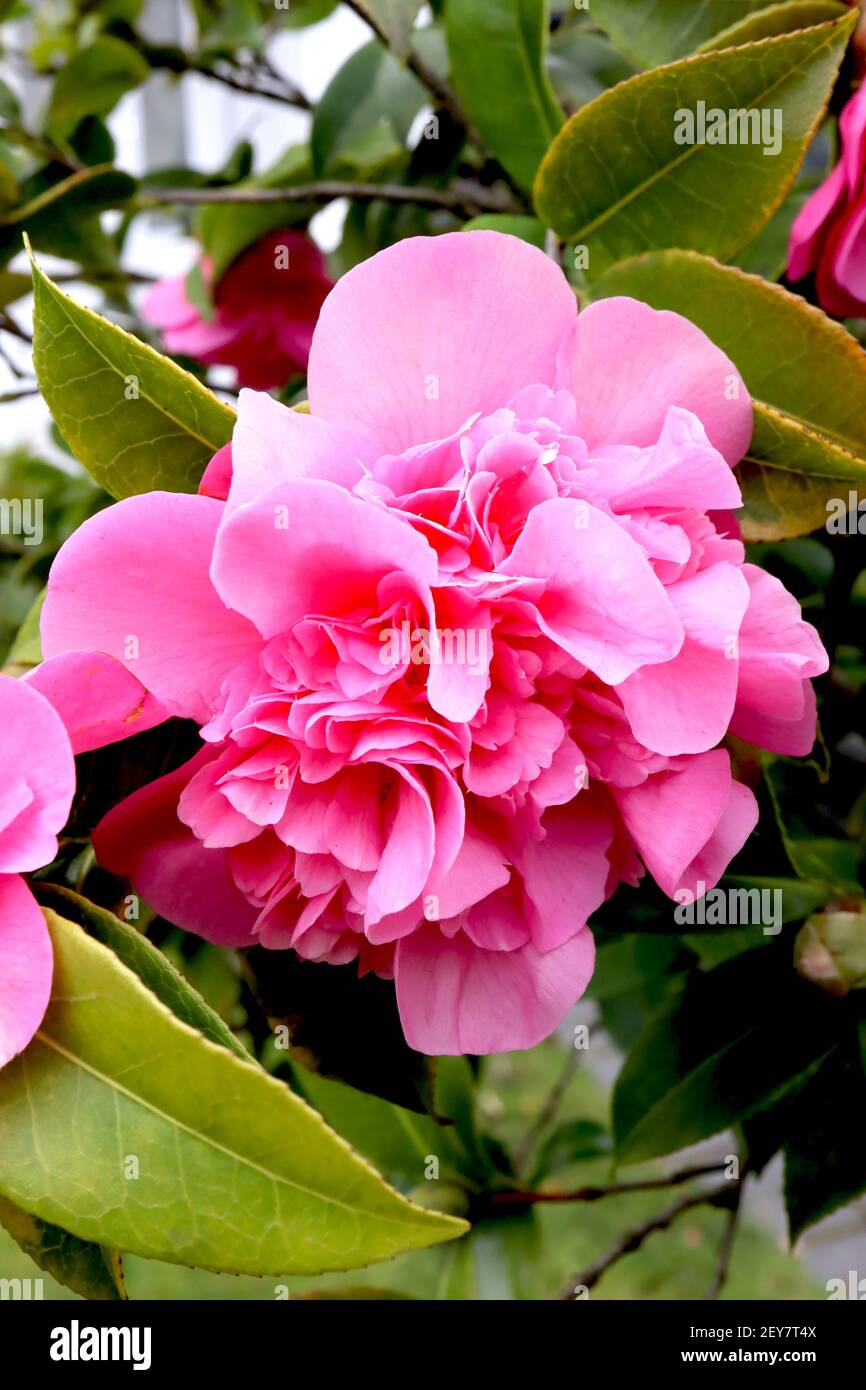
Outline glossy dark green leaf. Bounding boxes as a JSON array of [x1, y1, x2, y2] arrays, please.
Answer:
[[696, 0, 848, 52], [784, 1037, 866, 1238], [312, 39, 424, 178], [613, 952, 838, 1163], [534, 14, 855, 272]]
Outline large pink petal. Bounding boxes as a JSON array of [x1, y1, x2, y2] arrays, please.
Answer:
[[394, 924, 596, 1055], [0, 675, 75, 873], [93, 751, 260, 947], [563, 296, 752, 465], [615, 750, 757, 898], [593, 406, 742, 513], [307, 231, 578, 453], [499, 498, 683, 684], [226, 389, 376, 516], [211, 479, 438, 637], [735, 564, 827, 720], [787, 157, 847, 281], [617, 564, 750, 755], [0, 874, 53, 1067], [515, 800, 613, 951], [41, 493, 261, 725], [25, 651, 167, 753]]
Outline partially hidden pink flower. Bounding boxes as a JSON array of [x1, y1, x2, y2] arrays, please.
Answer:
[[41, 232, 828, 1055], [788, 83, 866, 316], [142, 228, 333, 390], [0, 674, 74, 1067]]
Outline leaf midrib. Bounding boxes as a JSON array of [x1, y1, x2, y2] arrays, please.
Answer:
[[33, 1029, 439, 1234]]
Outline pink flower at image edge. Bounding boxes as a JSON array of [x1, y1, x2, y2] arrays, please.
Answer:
[[142, 228, 334, 390], [788, 82, 866, 316], [41, 231, 829, 1056]]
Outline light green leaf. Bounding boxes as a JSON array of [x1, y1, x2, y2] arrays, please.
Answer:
[[48, 37, 150, 139], [0, 911, 467, 1275], [28, 241, 235, 498], [35, 885, 250, 1062], [591, 248, 866, 538], [696, 0, 847, 52], [534, 13, 855, 273], [446, 0, 564, 190], [591, 0, 794, 65], [0, 1195, 125, 1301], [5, 588, 44, 669]]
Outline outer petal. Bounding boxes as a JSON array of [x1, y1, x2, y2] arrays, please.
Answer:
[[211, 478, 438, 637], [93, 751, 260, 947], [787, 157, 847, 281], [0, 874, 53, 1067], [617, 564, 750, 755], [25, 651, 167, 753], [0, 674, 75, 873], [41, 493, 261, 725], [499, 498, 683, 684], [615, 750, 758, 898], [515, 799, 613, 951], [394, 924, 596, 1055], [307, 231, 578, 452], [226, 390, 376, 516], [563, 297, 752, 466], [734, 564, 828, 720]]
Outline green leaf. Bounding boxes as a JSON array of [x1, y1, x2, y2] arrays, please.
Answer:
[[355, 0, 424, 57], [28, 242, 235, 498], [447, 0, 564, 189], [0, 270, 32, 308], [613, 951, 838, 1163], [591, 0, 801, 65], [35, 885, 250, 1062], [5, 587, 44, 669], [534, 13, 855, 273], [48, 37, 150, 139], [591, 249, 866, 538], [312, 40, 424, 179], [462, 213, 546, 247], [292, 1064, 462, 1184], [529, 1119, 609, 1183], [0, 1196, 125, 1301], [696, 0, 848, 52], [546, 23, 636, 111], [0, 911, 467, 1275], [784, 1037, 866, 1239]]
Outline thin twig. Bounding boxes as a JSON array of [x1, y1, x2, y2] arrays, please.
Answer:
[[141, 178, 522, 216], [558, 1180, 741, 1299], [0, 383, 40, 403], [491, 1162, 731, 1208], [705, 1179, 745, 1299], [0, 312, 32, 345]]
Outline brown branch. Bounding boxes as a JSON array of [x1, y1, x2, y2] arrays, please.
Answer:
[[141, 178, 522, 216], [557, 1179, 742, 1299], [0, 383, 40, 403], [490, 1162, 731, 1209]]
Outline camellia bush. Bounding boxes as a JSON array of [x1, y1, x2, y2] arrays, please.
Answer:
[[0, 0, 865, 1304]]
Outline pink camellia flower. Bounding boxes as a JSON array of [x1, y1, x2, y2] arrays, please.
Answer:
[[41, 232, 828, 1055], [788, 83, 866, 316], [142, 228, 334, 390], [0, 674, 74, 1067]]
